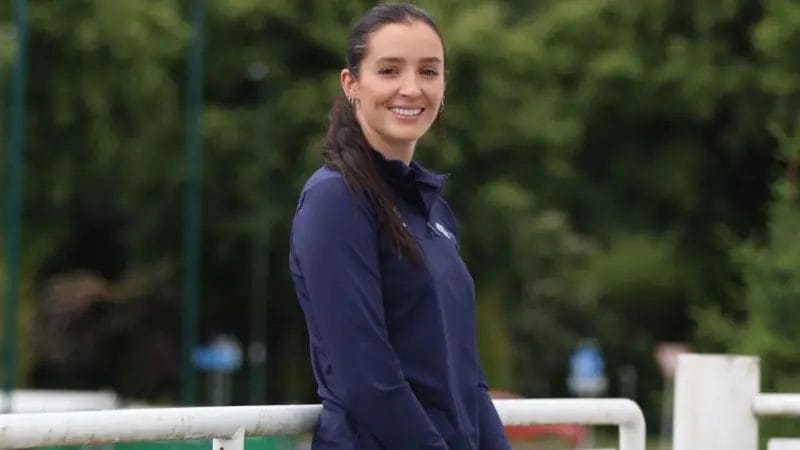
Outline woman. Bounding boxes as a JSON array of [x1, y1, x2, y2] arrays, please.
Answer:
[[289, 3, 510, 450]]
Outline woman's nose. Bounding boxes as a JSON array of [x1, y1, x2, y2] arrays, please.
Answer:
[[398, 73, 422, 97]]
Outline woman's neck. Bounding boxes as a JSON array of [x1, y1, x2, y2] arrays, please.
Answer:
[[361, 126, 416, 165]]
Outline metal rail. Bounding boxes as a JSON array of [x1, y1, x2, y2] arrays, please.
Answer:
[[0, 399, 646, 450]]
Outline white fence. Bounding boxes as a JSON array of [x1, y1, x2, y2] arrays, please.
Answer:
[[769, 439, 800, 450], [6, 354, 800, 450], [0, 389, 119, 413], [0, 398, 646, 450], [673, 354, 800, 450]]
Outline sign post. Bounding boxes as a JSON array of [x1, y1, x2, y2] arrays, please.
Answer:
[[568, 340, 608, 398], [192, 335, 243, 405], [567, 340, 607, 448]]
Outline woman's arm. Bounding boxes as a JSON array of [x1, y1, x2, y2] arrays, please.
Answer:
[[477, 369, 511, 450], [291, 176, 448, 450]]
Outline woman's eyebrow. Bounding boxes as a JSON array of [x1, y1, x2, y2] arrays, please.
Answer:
[[375, 56, 443, 64], [419, 57, 443, 64]]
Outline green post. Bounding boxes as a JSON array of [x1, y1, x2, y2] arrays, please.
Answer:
[[248, 62, 269, 404], [250, 229, 268, 403], [2, 0, 28, 413], [181, 0, 206, 406]]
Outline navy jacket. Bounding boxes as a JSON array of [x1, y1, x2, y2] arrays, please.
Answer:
[[289, 151, 510, 450]]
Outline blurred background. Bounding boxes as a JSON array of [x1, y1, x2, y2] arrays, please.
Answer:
[[1, 0, 799, 447]]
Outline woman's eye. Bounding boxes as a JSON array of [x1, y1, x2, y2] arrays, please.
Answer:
[[422, 68, 440, 77], [378, 67, 399, 75]]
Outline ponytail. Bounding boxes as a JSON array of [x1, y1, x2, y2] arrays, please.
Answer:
[[322, 95, 423, 263]]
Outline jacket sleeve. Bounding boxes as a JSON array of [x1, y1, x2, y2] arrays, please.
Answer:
[[291, 178, 448, 450], [478, 369, 511, 450]]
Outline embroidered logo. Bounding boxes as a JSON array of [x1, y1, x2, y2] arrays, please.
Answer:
[[434, 222, 454, 240]]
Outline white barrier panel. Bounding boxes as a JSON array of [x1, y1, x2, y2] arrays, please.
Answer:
[[673, 354, 800, 450], [0, 399, 646, 450], [673, 354, 759, 450]]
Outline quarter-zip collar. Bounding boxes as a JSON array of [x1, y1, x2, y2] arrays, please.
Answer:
[[371, 149, 448, 218]]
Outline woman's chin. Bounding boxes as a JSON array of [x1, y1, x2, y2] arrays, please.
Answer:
[[385, 125, 431, 143]]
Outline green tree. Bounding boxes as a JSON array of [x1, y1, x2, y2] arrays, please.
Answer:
[[1, 1, 797, 428]]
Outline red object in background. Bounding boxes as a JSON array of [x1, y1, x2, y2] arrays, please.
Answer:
[[504, 423, 588, 444], [490, 390, 589, 446]]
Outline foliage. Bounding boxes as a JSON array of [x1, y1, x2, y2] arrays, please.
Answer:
[[0, 0, 796, 433]]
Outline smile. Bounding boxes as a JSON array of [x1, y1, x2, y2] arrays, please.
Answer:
[[389, 107, 424, 117]]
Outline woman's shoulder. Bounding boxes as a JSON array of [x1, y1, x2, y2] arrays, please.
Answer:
[[296, 166, 370, 215], [291, 166, 378, 242], [302, 165, 344, 192], [298, 166, 348, 201]]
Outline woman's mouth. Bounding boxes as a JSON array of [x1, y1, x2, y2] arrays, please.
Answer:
[[389, 107, 424, 118]]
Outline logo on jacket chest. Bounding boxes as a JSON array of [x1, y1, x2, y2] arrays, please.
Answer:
[[433, 222, 454, 240]]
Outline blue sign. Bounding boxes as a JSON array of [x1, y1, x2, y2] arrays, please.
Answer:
[[568, 340, 607, 397], [570, 342, 604, 379], [192, 335, 243, 373]]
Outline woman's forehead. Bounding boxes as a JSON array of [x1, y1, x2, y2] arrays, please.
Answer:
[[364, 21, 444, 63]]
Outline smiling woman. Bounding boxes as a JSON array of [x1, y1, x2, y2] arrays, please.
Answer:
[[288, 3, 510, 450], [341, 21, 445, 160]]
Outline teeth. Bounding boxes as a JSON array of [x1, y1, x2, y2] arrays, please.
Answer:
[[391, 107, 422, 117]]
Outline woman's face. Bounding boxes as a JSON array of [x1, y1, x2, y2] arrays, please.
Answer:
[[342, 20, 445, 155]]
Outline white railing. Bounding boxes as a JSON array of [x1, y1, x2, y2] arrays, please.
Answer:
[[496, 398, 645, 449], [0, 389, 119, 413], [673, 354, 800, 450], [769, 439, 800, 450], [0, 398, 646, 450], [753, 393, 800, 417]]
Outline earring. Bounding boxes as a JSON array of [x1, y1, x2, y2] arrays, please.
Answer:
[[347, 95, 359, 108], [439, 96, 446, 114]]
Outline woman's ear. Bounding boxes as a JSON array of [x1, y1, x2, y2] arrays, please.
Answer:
[[340, 68, 358, 100]]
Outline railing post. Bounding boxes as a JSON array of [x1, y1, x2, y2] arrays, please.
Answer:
[[673, 354, 759, 450], [212, 426, 245, 450]]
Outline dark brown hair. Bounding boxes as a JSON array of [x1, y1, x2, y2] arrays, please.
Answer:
[[322, 3, 444, 262]]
